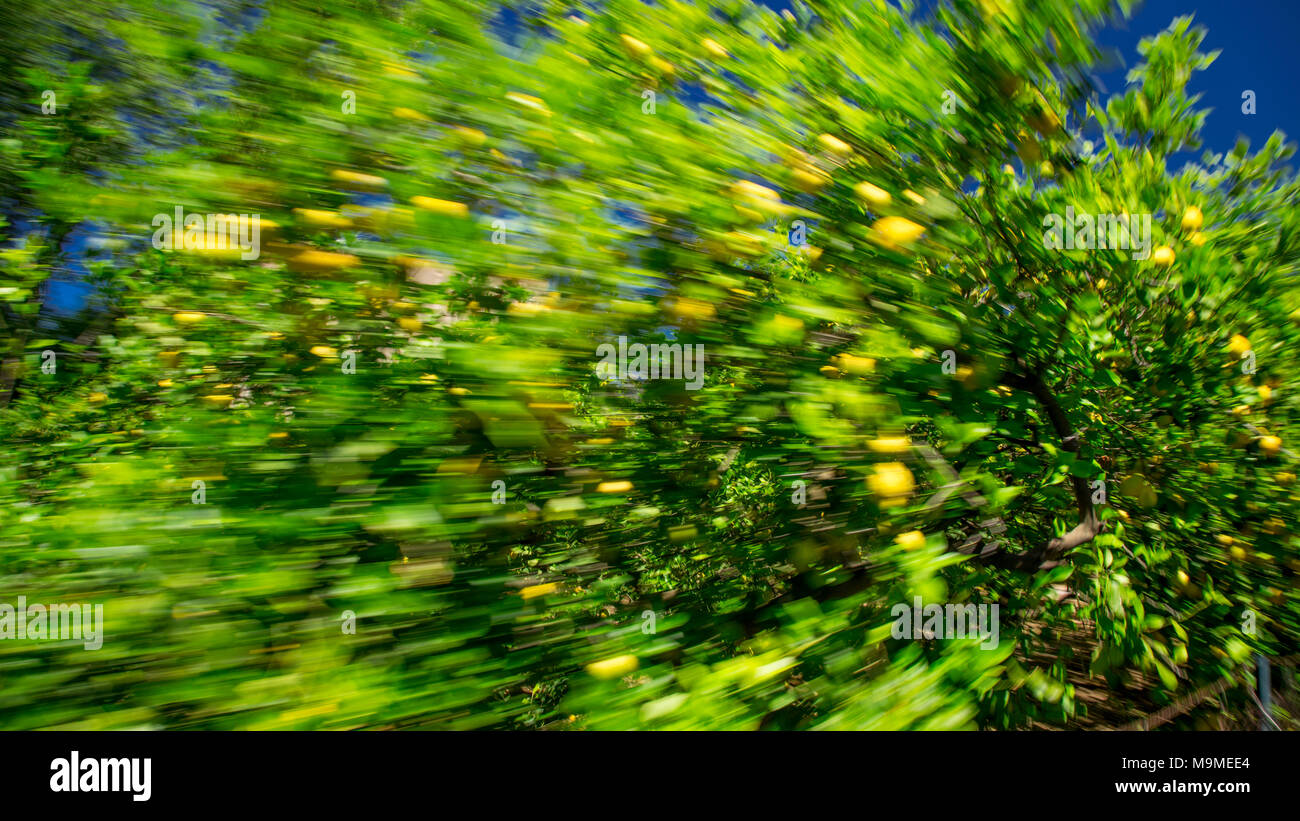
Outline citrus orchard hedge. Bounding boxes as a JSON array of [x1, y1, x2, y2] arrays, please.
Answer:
[[1, 0, 1297, 729]]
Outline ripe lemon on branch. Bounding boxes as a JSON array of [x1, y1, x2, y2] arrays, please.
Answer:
[[411, 196, 469, 218], [701, 38, 728, 60], [294, 208, 352, 229], [619, 34, 653, 60], [868, 462, 915, 506], [894, 531, 926, 551], [816, 133, 853, 157], [870, 216, 925, 250], [287, 249, 360, 273], [329, 169, 388, 189], [853, 181, 891, 208], [586, 655, 638, 679]]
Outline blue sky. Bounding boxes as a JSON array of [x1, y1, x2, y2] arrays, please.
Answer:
[[1092, 0, 1300, 156]]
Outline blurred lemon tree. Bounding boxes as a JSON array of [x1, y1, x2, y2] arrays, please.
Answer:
[[0, 0, 1297, 729]]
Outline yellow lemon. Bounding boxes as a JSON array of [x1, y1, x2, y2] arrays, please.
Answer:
[[1227, 334, 1251, 356], [894, 530, 927, 551], [586, 655, 639, 679], [816, 133, 852, 156], [831, 353, 875, 375], [978, 0, 1011, 21], [1181, 205, 1203, 232], [1151, 245, 1175, 267], [213, 213, 279, 238], [771, 314, 804, 335], [853, 181, 891, 208], [173, 311, 205, 325], [671, 298, 715, 320], [411, 196, 469, 218], [730, 179, 779, 200], [507, 301, 549, 317], [702, 38, 728, 59], [287, 249, 359, 272], [596, 480, 633, 493], [868, 462, 914, 505], [868, 437, 911, 454], [728, 180, 785, 215], [382, 61, 420, 79], [294, 208, 352, 229], [1189, 231, 1206, 247], [310, 345, 338, 358], [870, 216, 925, 249], [521, 582, 558, 600], [619, 34, 653, 60], [791, 167, 829, 192], [506, 92, 551, 116], [650, 57, 675, 77], [329, 169, 388, 189], [453, 126, 488, 147], [1259, 435, 1282, 456]]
